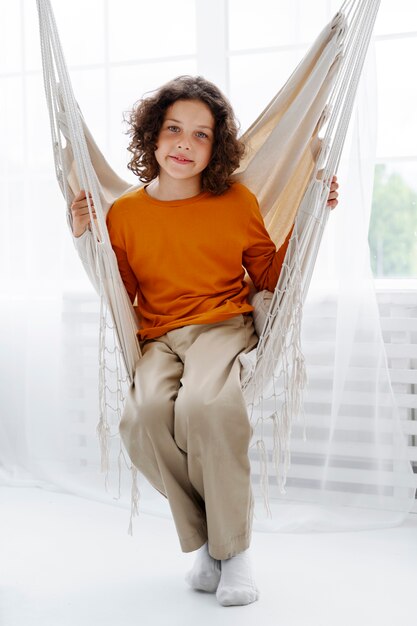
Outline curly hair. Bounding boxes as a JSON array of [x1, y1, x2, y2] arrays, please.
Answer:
[[124, 75, 246, 195]]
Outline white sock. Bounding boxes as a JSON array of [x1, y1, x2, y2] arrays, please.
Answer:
[[216, 547, 259, 606], [185, 542, 221, 593]]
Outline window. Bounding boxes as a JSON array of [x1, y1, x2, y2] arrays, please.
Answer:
[[225, 0, 417, 279], [2, 0, 414, 288], [371, 2, 417, 278]]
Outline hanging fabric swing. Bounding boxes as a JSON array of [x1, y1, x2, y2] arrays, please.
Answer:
[[37, 0, 385, 531]]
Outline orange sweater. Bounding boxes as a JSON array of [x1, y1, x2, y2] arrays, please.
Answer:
[[106, 182, 291, 340]]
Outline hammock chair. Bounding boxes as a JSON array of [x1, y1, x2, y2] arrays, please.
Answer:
[[37, 0, 381, 532]]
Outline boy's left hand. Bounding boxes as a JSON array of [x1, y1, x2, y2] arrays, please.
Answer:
[[327, 175, 339, 209]]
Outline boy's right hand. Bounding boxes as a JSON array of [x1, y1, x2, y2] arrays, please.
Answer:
[[70, 189, 97, 238]]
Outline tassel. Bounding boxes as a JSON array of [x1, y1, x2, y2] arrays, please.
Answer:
[[114, 447, 123, 501], [272, 410, 289, 495], [96, 419, 110, 475], [128, 465, 140, 536], [256, 439, 272, 518]]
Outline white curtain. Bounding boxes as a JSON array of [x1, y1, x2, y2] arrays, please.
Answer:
[[250, 46, 415, 531], [0, 1, 414, 533]]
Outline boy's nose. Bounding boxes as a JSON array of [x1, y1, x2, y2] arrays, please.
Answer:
[[177, 134, 191, 149]]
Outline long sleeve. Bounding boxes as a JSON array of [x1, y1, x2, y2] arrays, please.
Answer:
[[243, 199, 292, 293], [110, 243, 138, 304], [106, 206, 138, 305]]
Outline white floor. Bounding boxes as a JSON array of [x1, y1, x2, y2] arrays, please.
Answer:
[[1, 486, 416, 626]]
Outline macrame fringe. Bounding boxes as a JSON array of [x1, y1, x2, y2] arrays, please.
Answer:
[[97, 291, 111, 480], [247, 216, 310, 516]]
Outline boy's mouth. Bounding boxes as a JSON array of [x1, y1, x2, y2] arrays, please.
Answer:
[[170, 155, 193, 163]]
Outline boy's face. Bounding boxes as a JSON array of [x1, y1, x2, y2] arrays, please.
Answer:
[[154, 99, 215, 186]]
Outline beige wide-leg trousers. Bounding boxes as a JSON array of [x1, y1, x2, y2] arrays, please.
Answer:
[[119, 313, 258, 560]]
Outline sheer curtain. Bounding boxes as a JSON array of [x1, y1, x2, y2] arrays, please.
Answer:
[[251, 47, 415, 531], [0, 0, 414, 533]]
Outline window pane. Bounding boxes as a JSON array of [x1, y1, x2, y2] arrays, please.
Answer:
[[25, 75, 54, 174], [25, 180, 68, 285], [229, 49, 307, 133], [228, 0, 330, 51], [25, 70, 107, 175], [0, 77, 24, 284], [108, 0, 196, 62], [24, 0, 106, 72], [375, 0, 417, 35], [0, 1, 22, 73], [375, 37, 417, 158], [0, 77, 24, 172], [369, 162, 417, 278], [23, 0, 43, 72]]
